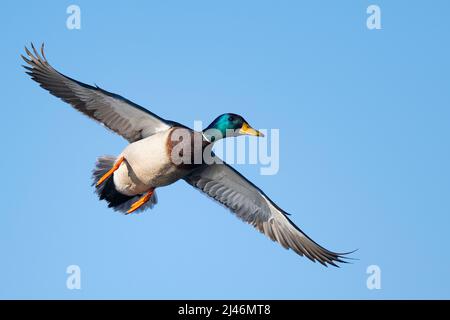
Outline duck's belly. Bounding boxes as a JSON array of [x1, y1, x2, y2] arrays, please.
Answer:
[[113, 130, 186, 196]]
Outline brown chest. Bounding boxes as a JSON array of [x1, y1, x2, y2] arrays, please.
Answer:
[[166, 127, 213, 170]]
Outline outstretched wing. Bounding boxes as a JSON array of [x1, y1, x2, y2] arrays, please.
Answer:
[[184, 163, 351, 266], [22, 43, 172, 142]]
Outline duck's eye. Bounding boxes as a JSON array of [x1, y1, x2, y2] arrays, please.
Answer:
[[228, 116, 234, 122]]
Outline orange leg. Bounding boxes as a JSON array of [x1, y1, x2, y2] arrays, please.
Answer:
[[127, 188, 155, 214], [96, 156, 125, 186]]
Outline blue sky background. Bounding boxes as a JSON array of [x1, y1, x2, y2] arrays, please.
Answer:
[[0, 0, 449, 299]]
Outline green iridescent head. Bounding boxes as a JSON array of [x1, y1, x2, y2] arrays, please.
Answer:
[[203, 113, 264, 142]]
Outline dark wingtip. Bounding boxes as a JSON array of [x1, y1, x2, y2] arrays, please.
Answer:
[[20, 54, 31, 65], [317, 248, 358, 268], [40, 42, 47, 61], [23, 42, 47, 63], [332, 248, 358, 257], [332, 249, 359, 266], [340, 248, 359, 259]]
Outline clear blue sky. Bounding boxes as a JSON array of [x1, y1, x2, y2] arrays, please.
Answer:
[[1, 0, 449, 299]]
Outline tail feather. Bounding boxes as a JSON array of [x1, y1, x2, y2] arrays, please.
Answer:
[[92, 156, 157, 213]]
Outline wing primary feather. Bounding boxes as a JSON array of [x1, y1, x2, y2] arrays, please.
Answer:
[[184, 163, 354, 267], [22, 43, 172, 142]]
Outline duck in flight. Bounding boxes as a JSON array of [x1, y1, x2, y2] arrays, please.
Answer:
[[22, 43, 351, 267]]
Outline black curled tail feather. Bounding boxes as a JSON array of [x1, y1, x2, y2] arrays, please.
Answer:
[[92, 156, 157, 213]]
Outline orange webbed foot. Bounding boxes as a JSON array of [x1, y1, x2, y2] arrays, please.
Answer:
[[96, 156, 125, 186], [126, 189, 155, 214]]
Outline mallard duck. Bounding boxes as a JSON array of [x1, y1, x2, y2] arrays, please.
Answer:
[[22, 44, 350, 266]]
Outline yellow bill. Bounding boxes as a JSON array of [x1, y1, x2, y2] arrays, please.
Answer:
[[239, 122, 264, 137]]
